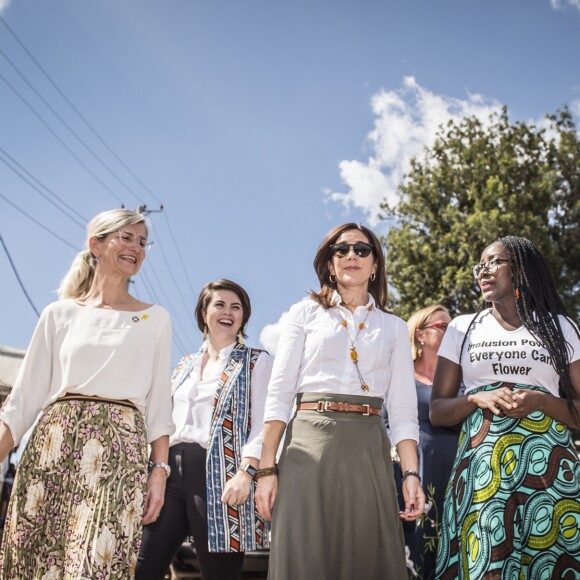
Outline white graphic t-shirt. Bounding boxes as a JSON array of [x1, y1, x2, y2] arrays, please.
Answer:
[[438, 309, 580, 396]]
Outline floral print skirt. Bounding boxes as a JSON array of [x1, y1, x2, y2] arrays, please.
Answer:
[[0, 397, 148, 579]]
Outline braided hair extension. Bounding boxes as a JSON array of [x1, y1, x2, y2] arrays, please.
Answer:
[[500, 236, 579, 422], [460, 236, 579, 424]]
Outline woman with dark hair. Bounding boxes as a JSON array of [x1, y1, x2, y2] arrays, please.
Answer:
[[431, 236, 580, 579], [137, 279, 272, 580], [0, 209, 174, 578], [256, 223, 424, 580]]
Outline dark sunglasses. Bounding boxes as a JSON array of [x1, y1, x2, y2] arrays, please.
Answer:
[[422, 322, 449, 331], [330, 242, 374, 258]]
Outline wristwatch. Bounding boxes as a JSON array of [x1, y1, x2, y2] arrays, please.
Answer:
[[237, 463, 258, 479], [149, 461, 171, 478]]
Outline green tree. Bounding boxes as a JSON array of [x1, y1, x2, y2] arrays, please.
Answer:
[[382, 107, 580, 320]]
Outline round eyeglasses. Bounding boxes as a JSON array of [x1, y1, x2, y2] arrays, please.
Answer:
[[472, 258, 509, 279], [117, 230, 154, 252]]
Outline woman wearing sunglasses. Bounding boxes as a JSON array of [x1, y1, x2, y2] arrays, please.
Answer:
[[137, 279, 272, 580], [399, 305, 458, 580], [256, 223, 424, 579], [431, 236, 580, 579], [0, 209, 173, 578]]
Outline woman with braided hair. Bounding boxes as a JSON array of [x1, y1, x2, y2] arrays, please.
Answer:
[[431, 236, 580, 579]]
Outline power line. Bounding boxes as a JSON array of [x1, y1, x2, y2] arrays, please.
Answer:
[[0, 45, 146, 205], [0, 15, 162, 206], [0, 232, 40, 317], [0, 191, 79, 251], [0, 69, 125, 205], [0, 147, 86, 228]]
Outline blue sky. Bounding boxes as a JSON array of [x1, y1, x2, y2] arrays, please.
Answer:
[[1, 0, 579, 363]]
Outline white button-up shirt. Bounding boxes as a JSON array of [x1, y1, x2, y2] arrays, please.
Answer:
[[263, 293, 418, 445], [170, 341, 273, 459]]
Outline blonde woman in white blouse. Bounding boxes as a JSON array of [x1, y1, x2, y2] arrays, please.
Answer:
[[256, 223, 425, 580], [0, 209, 174, 579]]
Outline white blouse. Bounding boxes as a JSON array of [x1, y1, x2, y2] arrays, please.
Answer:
[[263, 293, 419, 446], [0, 299, 175, 445], [170, 342, 273, 459]]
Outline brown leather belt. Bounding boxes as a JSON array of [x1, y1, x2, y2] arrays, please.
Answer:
[[55, 394, 138, 411], [297, 401, 381, 416]]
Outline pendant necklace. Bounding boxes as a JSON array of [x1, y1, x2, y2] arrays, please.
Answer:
[[337, 304, 373, 391]]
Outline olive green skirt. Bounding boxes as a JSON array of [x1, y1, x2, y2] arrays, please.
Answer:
[[0, 397, 148, 579], [268, 392, 407, 580]]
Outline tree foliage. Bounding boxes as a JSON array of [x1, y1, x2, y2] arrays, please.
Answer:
[[382, 107, 580, 320]]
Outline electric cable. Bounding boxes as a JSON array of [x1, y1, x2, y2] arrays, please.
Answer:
[[0, 231, 40, 317], [0, 191, 79, 251], [0, 69, 124, 205], [0, 147, 86, 228]]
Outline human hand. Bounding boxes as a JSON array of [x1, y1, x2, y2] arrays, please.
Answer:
[[399, 476, 425, 522], [468, 387, 514, 416], [255, 474, 278, 522], [142, 469, 167, 525], [221, 471, 253, 506], [502, 389, 543, 418]]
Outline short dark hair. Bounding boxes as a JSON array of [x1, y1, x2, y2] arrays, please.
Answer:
[[309, 223, 388, 311], [194, 279, 252, 338]]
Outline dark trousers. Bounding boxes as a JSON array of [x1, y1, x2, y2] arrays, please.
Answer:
[[136, 443, 244, 580]]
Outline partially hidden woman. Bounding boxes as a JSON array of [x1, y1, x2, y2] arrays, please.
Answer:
[[431, 236, 580, 579], [402, 305, 459, 580], [0, 209, 174, 578], [256, 223, 425, 580], [136, 279, 272, 580]]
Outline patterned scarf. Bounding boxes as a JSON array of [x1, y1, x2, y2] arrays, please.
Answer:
[[171, 343, 270, 553]]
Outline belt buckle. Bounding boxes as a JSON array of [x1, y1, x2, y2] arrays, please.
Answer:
[[316, 400, 329, 413], [362, 404, 370, 416]]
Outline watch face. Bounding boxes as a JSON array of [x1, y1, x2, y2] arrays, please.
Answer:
[[243, 464, 257, 477]]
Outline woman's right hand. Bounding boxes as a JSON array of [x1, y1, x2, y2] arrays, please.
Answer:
[[468, 386, 514, 415], [255, 474, 278, 521]]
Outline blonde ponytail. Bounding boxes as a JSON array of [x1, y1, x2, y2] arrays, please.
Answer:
[[58, 250, 97, 299]]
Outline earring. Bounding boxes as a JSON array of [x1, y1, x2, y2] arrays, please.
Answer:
[[329, 274, 336, 284], [420, 340, 425, 346], [515, 288, 520, 299], [237, 331, 244, 345], [203, 325, 208, 342], [370, 272, 376, 282]]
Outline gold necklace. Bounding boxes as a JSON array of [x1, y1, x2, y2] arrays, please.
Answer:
[[336, 305, 373, 391]]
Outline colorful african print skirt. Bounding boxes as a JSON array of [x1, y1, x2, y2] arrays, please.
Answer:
[[0, 396, 148, 579], [436, 383, 580, 580]]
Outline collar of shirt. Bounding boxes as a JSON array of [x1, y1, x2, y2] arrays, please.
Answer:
[[200, 340, 236, 362], [330, 290, 375, 312]]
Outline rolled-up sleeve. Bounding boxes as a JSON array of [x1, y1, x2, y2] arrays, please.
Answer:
[[145, 312, 175, 443], [242, 351, 273, 459], [383, 317, 419, 446], [0, 307, 54, 446], [263, 302, 307, 424]]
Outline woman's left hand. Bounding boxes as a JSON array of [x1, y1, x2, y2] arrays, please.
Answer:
[[399, 475, 425, 522], [142, 469, 167, 525], [221, 471, 253, 506], [502, 389, 544, 418]]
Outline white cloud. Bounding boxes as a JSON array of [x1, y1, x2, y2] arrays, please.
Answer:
[[0, 0, 12, 11], [259, 310, 290, 355], [551, 0, 580, 10], [328, 76, 502, 225], [571, 99, 580, 119]]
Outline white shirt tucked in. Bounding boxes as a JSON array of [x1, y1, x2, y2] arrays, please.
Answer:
[[263, 293, 419, 446], [0, 299, 175, 445], [170, 341, 273, 459]]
